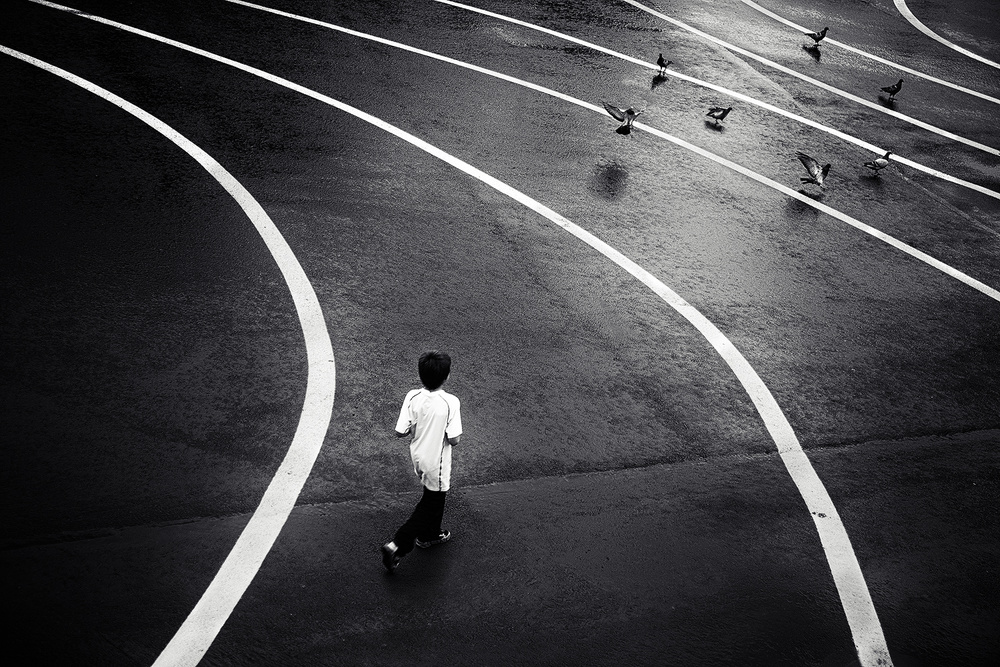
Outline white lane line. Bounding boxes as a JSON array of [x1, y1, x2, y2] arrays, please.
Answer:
[[99, 0, 1000, 305], [0, 45, 337, 667], [431, 0, 1000, 202], [619, 0, 1000, 157], [894, 0, 1000, 70], [737, 0, 1000, 104], [16, 11, 894, 665]]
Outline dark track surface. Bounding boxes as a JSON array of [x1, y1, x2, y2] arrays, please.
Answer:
[[2, 0, 998, 665]]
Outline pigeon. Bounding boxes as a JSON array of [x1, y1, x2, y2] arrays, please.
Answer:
[[805, 26, 829, 44], [797, 151, 831, 189], [656, 53, 672, 74], [604, 103, 643, 134], [880, 79, 903, 101], [864, 151, 892, 175], [706, 106, 733, 125]]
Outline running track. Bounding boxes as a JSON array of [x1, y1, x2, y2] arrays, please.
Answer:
[[2, 1, 998, 665]]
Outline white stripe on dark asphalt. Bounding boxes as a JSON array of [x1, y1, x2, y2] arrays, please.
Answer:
[[0, 44, 337, 667], [25, 3, 902, 665], [737, 0, 1000, 103], [621, 0, 1000, 157], [431, 0, 1000, 202], [894, 0, 1000, 71]]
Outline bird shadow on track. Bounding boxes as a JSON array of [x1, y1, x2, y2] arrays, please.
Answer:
[[703, 121, 724, 133], [795, 189, 825, 202], [590, 160, 630, 200], [651, 74, 669, 91], [784, 190, 827, 219], [784, 195, 821, 220], [877, 96, 897, 109], [802, 45, 821, 62]]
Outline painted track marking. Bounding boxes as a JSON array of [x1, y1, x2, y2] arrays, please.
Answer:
[[26, 3, 901, 664], [894, 0, 1000, 70], [0, 45, 336, 667], [431, 0, 1000, 202], [619, 0, 1000, 157], [737, 0, 1000, 104]]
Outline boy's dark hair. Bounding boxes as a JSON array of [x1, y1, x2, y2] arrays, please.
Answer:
[[418, 350, 451, 390]]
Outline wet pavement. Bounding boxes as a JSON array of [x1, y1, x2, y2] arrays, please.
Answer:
[[2, 0, 998, 665]]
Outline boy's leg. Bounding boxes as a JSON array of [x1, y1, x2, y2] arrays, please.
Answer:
[[417, 490, 447, 541], [393, 487, 442, 556]]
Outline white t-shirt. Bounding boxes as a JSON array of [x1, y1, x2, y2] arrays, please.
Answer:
[[395, 388, 463, 492]]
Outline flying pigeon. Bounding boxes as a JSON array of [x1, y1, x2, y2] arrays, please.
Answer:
[[706, 106, 733, 125], [864, 151, 892, 175], [656, 53, 672, 74], [796, 151, 831, 189], [880, 79, 903, 101], [604, 103, 643, 134], [805, 27, 829, 44]]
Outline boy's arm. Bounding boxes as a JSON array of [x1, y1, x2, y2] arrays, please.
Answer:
[[394, 390, 416, 438], [445, 397, 462, 446]]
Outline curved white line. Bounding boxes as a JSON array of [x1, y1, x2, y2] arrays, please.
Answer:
[[619, 0, 999, 157], [894, 0, 1000, 70], [737, 0, 1000, 104], [430, 0, 1000, 202], [0, 45, 337, 667], [24, 3, 900, 663]]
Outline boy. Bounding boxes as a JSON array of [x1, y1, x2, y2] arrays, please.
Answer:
[[381, 350, 462, 572]]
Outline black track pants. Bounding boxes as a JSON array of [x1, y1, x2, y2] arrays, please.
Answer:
[[393, 487, 447, 556]]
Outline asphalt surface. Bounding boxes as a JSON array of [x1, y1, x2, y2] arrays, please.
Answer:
[[2, 0, 998, 665]]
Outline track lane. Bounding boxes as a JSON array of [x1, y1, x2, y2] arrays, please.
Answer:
[[0, 42, 338, 667], [736, 0, 1000, 104], [893, 0, 1000, 70]]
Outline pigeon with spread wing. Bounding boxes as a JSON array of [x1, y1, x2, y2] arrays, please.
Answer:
[[797, 151, 831, 189], [805, 26, 829, 44], [604, 103, 643, 135]]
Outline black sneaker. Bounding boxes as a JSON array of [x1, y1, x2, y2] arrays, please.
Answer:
[[415, 530, 452, 548], [381, 543, 400, 572]]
